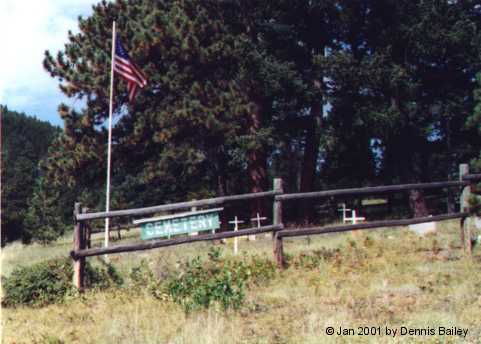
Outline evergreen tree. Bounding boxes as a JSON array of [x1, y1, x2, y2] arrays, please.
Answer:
[[42, 0, 280, 217], [38, 0, 481, 227], [1, 106, 59, 244], [317, 0, 481, 216], [467, 73, 481, 214]]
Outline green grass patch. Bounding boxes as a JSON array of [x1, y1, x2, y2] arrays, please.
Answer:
[[2, 220, 480, 343], [2, 257, 123, 307], [129, 247, 276, 312]]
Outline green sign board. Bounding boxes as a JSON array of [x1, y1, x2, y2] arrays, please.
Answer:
[[134, 208, 222, 240]]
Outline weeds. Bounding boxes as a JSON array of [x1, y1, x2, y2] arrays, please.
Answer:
[[2, 257, 123, 307], [129, 247, 277, 312]]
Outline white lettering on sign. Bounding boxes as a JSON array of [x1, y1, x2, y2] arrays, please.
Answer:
[[140, 211, 221, 240], [192, 219, 199, 230], [198, 215, 207, 229]]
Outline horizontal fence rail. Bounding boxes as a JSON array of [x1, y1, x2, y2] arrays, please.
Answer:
[[77, 175, 481, 222], [90, 223, 132, 234], [277, 212, 469, 238], [71, 166, 480, 289], [463, 173, 481, 182], [276, 180, 468, 201], [77, 190, 281, 221], [71, 224, 283, 259]]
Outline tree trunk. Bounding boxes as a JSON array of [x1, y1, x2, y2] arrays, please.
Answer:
[[390, 96, 429, 218], [409, 189, 429, 218], [247, 100, 269, 219], [217, 173, 229, 232], [287, 140, 302, 192], [444, 117, 455, 214], [446, 189, 455, 214], [299, 101, 322, 223]]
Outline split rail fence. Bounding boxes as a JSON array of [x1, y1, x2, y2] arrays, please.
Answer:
[[71, 164, 481, 289]]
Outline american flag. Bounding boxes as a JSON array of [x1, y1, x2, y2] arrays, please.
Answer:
[[113, 35, 147, 102]]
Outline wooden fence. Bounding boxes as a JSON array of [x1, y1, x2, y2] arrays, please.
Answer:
[[71, 164, 481, 289]]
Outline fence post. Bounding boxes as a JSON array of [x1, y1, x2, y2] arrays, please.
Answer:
[[273, 178, 284, 268], [459, 164, 472, 255], [73, 203, 86, 290], [82, 207, 91, 249]]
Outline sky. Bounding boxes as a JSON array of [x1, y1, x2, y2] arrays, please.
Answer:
[[0, 0, 98, 127]]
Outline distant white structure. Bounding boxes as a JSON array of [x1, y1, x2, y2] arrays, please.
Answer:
[[339, 204, 366, 224], [338, 203, 351, 223], [346, 209, 365, 225], [409, 221, 437, 236], [229, 216, 244, 254], [250, 213, 267, 240]]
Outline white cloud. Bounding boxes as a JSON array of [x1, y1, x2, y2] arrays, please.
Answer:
[[0, 0, 95, 124]]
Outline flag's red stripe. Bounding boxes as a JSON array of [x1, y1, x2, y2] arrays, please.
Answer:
[[114, 59, 141, 79], [114, 56, 147, 86], [128, 82, 138, 102], [117, 56, 146, 82], [113, 44, 147, 102], [114, 64, 146, 87], [114, 64, 145, 87], [114, 64, 141, 83]]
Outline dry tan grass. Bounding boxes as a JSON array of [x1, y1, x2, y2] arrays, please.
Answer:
[[2, 220, 481, 343]]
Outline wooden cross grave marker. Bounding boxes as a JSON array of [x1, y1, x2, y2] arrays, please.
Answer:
[[250, 212, 268, 240], [228, 216, 244, 254], [347, 209, 365, 225], [337, 203, 351, 224]]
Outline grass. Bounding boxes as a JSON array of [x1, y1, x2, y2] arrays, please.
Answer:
[[1, 232, 73, 277], [2, 220, 481, 343]]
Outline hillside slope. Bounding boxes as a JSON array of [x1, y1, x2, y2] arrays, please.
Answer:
[[2, 220, 480, 343], [1, 105, 60, 244]]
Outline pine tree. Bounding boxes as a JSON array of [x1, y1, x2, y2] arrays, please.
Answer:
[[1, 106, 59, 244], [317, 0, 481, 217], [42, 0, 278, 216], [467, 73, 481, 215]]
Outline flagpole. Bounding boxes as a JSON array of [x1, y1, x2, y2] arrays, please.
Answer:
[[0, 106, 3, 243], [105, 21, 116, 249]]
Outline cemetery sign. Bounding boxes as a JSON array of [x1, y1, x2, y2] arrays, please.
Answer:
[[133, 208, 223, 240]]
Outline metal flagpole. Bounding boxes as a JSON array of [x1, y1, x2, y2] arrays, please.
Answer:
[[0, 106, 3, 239], [105, 21, 116, 248]]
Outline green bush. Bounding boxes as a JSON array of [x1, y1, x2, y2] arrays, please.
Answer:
[[159, 248, 276, 312], [166, 255, 246, 312], [129, 259, 166, 299], [2, 258, 72, 307], [287, 247, 340, 269], [86, 263, 124, 289], [2, 257, 123, 307], [130, 259, 156, 287]]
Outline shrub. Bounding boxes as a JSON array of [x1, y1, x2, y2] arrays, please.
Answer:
[[39, 334, 65, 344], [85, 262, 124, 289], [242, 254, 277, 284], [2, 257, 123, 307], [130, 259, 156, 286], [166, 256, 245, 312], [287, 248, 340, 269], [2, 258, 72, 307], [161, 248, 276, 312], [129, 259, 166, 300]]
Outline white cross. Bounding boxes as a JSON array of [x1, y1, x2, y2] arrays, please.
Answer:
[[251, 213, 268, 227], [346, 209, 365, 225], [229, 216, 244, 254], [249, 213, 268, 240], [338, 203, 351, 223]]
